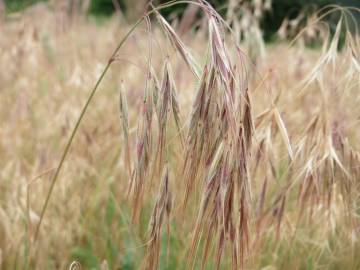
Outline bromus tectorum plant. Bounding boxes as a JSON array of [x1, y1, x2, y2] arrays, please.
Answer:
[[14, 1, 359, 269], [34, 1, 252, 269], [34, 1, 256, 268]]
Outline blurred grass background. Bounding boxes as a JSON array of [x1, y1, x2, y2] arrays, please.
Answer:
[[3, 0, 360, 39], [1, 0, 360, 269]]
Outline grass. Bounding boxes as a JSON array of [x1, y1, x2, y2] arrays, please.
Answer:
[[0, 1, 359, 269]]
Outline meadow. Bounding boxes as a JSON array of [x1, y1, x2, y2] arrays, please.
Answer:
[[0, 1, 359, 269]]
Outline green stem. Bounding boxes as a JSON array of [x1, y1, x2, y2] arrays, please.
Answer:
[[34, 18, 144, 242]]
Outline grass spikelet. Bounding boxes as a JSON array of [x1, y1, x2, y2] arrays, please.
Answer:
[[242, 88, 253, 150], [155, 10, 201, 79], [146, 166, 171, 270], [182, 65, 210, 207], [119, 81, 132, 177], [156, 60, 172, 171], [273, 107, 294, 160], [130, 66, 155, 223], [168, 68, 185, 146], [208, 16, 232, 83]]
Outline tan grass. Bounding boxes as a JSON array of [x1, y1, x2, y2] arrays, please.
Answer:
[[0, 1, 360, 269]]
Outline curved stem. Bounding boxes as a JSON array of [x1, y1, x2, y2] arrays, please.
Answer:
[[34, 18, 144, 241]]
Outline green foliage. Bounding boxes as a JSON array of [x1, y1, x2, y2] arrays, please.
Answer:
[[5, 0, 359, 37], [7, 0, 358, 42], [71, 244, 99, 269], [4, 0, 47, 13], [88, 0, 125, 15], [261, 0, 334, 40]]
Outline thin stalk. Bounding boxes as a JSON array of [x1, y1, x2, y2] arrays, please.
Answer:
[[34, 18, 144, 241]]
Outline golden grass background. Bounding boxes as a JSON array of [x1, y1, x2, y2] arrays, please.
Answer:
[[0, 2, 359, 269]]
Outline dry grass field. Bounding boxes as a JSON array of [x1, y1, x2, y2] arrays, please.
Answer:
[[0, 1, 359, 269]]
